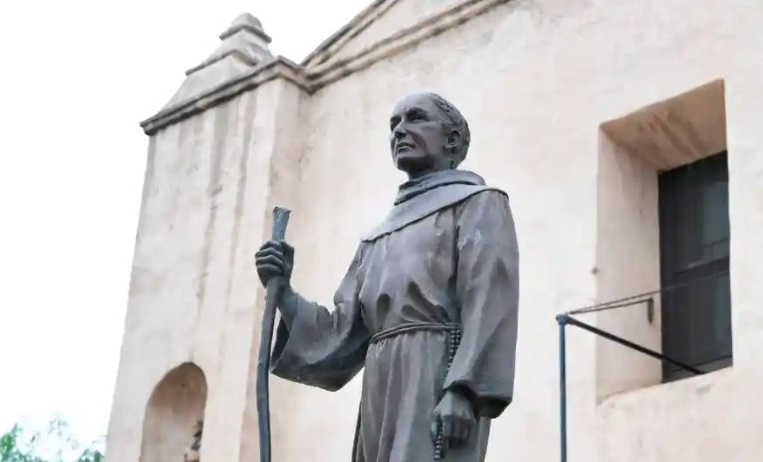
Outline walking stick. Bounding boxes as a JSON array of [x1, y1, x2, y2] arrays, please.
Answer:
[[256, 206, 291, 462]]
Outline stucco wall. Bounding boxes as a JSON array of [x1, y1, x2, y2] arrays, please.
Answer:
[[106, 79, 307, 462], [272, 1, 763, 461]]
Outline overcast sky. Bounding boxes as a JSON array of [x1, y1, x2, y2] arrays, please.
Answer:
[[0, 0, 364, 445]]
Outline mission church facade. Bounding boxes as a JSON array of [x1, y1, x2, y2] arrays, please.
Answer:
[[105, 1, 763, 461]]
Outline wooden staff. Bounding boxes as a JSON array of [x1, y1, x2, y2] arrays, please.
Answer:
[[256, 206, 291, 462]]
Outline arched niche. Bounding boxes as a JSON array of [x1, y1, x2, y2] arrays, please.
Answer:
[[140, 362, 207, 462]]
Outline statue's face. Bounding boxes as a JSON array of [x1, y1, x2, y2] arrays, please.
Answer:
[[389, 93, 457, 176]]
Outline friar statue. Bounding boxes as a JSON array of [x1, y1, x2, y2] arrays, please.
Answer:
[[255, 92, 519, 462]]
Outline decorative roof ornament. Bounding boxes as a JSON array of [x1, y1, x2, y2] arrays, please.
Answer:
[[160, 13, 275, 111], [186, 13, 273, 76]]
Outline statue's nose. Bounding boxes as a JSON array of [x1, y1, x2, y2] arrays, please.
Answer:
[[393, 124, 407, 140]]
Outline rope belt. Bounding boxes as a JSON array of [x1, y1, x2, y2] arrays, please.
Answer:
[[370, 321, 459, 344], [368, 321, 462, 461]]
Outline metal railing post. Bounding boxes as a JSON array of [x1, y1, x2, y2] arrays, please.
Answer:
[[556, 314, 568, 462]]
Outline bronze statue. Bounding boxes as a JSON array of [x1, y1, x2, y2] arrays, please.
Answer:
[[255, 92, 520, 461]]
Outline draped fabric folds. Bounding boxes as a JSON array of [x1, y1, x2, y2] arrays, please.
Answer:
[[271, 170, 520, 462]]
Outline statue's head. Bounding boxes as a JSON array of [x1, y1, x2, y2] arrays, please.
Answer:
[[389, 92, 471, 178]]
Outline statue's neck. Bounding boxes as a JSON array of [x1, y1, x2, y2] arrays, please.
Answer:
[[406, 168, 438, 181]]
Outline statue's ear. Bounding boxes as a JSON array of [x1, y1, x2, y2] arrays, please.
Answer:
[[446, 129, 461, 151]]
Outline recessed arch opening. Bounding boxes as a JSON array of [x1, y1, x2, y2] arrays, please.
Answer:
[[140, 362, 207, 462]]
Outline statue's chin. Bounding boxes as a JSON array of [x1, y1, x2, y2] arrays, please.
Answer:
[[395, 154, 431, 176]]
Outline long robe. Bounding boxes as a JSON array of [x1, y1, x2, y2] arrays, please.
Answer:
[[271, 169, 520, 462]]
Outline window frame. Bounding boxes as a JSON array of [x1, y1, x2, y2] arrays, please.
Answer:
[[657, 150, 733, 382]]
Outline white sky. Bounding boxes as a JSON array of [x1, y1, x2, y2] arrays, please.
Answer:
[[0, 0, 364, 445]]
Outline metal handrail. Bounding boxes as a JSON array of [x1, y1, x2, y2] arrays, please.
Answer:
[[555, 270, 729, 462]]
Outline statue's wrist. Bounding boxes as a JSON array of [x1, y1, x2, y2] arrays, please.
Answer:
[[279, 284, 296, 304], [277, 284, 299, 325], [445, 385, 477, 408]]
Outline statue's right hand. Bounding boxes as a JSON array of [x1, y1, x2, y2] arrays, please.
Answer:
[[254, 240, 294, 287]]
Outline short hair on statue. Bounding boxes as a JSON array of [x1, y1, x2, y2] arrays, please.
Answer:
[[425, 92, 471, 164]]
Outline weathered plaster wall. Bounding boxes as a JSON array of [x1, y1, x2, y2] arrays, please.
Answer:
[[594, 133, 662, 402], [106, 78, 306, 462], [272, 1, 763, 461], [328, 0, 466, 65]]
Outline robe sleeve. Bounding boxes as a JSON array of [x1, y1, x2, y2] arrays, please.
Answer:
[[443, 189, 520, 419], [270, 245, 369, 392]]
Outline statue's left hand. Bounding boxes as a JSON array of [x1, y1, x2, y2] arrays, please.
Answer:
[[431, 387, 476, 454]]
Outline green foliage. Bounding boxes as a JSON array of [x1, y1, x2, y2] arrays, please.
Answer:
[[0, 424, 45, 462], [0, 419, 103, 462]]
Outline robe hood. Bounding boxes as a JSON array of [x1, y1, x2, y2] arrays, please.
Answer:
[[394, 169, 486, 205], [362, 169, 505, 242]]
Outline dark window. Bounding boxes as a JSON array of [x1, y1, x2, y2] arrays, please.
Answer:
[[658, 151, 732, 382]]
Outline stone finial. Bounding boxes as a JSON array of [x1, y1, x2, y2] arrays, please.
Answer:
[[186, 13, 274, 76], [160, 13, 275, 111], [221, 13, 271, 43]]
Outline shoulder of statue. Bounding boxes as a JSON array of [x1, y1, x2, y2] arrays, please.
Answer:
[[459, 185, 510, 204], [468, 185, 508, 197]]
